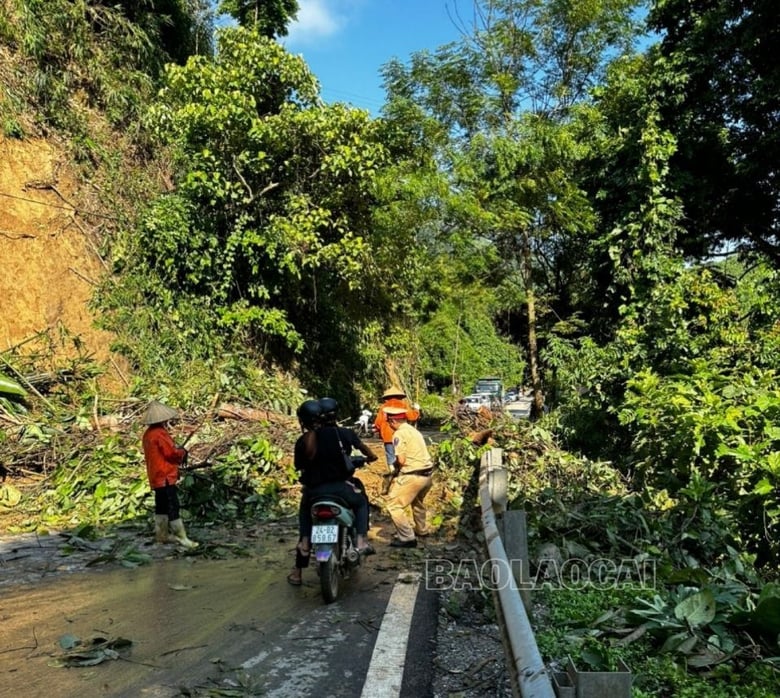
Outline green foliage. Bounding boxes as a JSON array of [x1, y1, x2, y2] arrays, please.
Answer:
[[648, 0, 780, 262], [0, 0, 212, 136], [108, 26, 394, 383], [573, 51, 683, 341], [419, 292, 524, 394], [544, 334, 628, 455], [546, 253, 780, 578], [36, 436, 148, 528], [537, 585, 780, 697], [505, 419, 780, 694], [417, 394, 451, 426], [618, 363, 780, 563], [628, 584, 744, 662], [7, 415, 291, 536], [218, 0, 298, 36], [0, 371, 26, 398], [181, 433, 287, 520]]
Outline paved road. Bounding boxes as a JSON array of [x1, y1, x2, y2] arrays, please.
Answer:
[[0, 523, 439, 697], [0, 435, 487, 697]]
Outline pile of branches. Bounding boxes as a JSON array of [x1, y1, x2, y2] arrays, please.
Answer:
[[1, 401, 299, 472]]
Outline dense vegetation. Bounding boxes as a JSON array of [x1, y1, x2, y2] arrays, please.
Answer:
[[2, 0, 779, 694]]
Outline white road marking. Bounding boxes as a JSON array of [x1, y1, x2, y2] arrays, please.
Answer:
[[360, 572, 421, 697]]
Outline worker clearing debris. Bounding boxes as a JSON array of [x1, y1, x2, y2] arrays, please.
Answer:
[[141, 400, 199, 549]]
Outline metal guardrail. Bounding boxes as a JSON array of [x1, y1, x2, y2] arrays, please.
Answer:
[[480, 447, 632, 698], [479, 447, 556, 698]]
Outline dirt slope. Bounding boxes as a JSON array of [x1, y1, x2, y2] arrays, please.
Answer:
[[0, 136, 124, 386]]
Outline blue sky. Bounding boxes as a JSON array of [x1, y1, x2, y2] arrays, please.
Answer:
[[282, 0, 468, 114]]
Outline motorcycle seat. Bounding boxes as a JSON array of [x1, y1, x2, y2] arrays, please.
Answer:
[[311, 495, 351, 509]]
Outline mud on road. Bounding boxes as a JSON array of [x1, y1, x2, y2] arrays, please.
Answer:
[[0, 450, 512, 697]]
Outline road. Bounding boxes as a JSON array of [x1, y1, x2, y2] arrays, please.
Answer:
[[0, 433, 512, 697], [0, 517, 440, 697]]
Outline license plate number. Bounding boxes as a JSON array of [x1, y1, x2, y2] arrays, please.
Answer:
[[311, 525, 338, 544]]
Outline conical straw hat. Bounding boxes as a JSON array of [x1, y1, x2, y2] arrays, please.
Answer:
[[143, 400, 179, 425], [381, 385, 406, 399]]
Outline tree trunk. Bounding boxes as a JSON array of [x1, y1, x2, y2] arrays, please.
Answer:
[[521, 231, 543, 419]]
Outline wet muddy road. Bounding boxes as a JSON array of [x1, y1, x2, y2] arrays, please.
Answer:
[[0, 435, 469, 697], [0, 520, 415, 697]]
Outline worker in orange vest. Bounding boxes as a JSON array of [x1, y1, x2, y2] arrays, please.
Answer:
[[373, 386, 420, 472]]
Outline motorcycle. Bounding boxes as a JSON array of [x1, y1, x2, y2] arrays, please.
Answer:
[[310, 455, 367, 603], [352, 408, 374, 437]]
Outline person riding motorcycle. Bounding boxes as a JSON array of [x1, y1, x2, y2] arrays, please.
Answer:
[[310, 397, 377, 549], [288, 397, 378, 586], [287, 398, 321, 586]]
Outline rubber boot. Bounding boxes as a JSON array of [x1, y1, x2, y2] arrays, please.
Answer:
[[154, 515, 172, 544], [169, 518, 199, 549]]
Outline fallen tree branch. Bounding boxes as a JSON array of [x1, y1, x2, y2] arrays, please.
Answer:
[[216, 403, 295, 427]]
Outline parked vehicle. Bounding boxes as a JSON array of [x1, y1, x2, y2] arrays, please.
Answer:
[[460, 393, 491, 412], [505, 399, 532, 421], [310, 456, 367, 603], [474, 376, 503, 398]]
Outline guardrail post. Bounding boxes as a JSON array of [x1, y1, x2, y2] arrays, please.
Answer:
[[485, 447, 508, 514], [554, 657, 632, 697], [498, 509, 532, 614]]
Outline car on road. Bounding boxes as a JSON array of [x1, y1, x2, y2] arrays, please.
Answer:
[[459, 393, 491, 412]]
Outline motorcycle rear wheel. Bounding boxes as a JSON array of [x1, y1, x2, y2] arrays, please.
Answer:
[[320, 554, 339, 603]]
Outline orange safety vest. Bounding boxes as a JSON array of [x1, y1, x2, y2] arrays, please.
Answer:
[[374, 397, 420, 444]]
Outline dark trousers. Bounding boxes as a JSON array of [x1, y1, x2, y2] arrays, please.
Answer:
[[154, 484, 180, 520], [350, 476, 371, 528], [299, 480, 369, 536]]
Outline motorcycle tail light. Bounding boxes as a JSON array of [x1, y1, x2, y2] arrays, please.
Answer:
[[313, 505, 339, 518]]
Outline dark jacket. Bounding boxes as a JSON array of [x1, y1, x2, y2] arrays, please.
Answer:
[[303, 425, 361, 488]]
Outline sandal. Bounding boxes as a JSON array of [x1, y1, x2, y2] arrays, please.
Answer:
[[357, 544, 375, 556], [287, 568, 303, 586]]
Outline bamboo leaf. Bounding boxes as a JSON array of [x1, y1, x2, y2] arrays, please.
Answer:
[[0, 371, 26, 397]]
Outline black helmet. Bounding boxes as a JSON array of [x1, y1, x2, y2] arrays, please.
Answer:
[[296, 399, 322, 429], [318, 396, 338, 422]]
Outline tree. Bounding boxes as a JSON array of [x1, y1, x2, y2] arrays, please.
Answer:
[[0, 0, 214, 134], [648, 0, 780, 262], [109, 0, 215, 61], [124, 26, 394, 389], [382, 0, 641, 416], [218, 0, 298, 36]]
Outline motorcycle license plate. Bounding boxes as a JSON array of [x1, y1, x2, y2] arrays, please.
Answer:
[[311, 525, 338, 544]]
